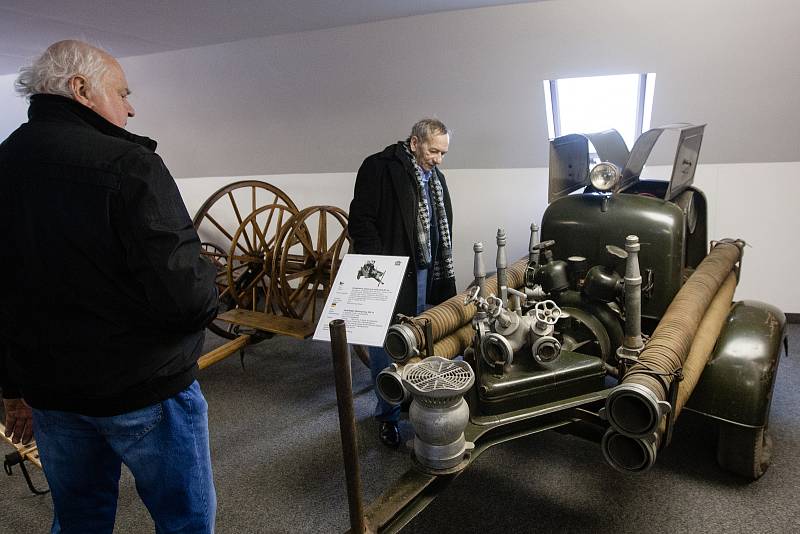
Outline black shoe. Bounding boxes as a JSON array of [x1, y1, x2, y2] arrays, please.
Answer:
[[379, 421, 401, 448]]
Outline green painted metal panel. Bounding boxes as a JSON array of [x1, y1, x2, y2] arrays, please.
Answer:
[[687, 301, 786, 427], [541, 193, 686, 319]]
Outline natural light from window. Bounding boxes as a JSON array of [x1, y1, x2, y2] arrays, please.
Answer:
[[544, 73, 656, 150]]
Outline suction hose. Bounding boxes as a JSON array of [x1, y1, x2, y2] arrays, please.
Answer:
[[602, 242, 741, 473], [385, 258, 529, 362], [603, 272, 737, 471]]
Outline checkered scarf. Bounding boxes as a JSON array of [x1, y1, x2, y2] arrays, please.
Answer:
[[401, 142, 455, 282]]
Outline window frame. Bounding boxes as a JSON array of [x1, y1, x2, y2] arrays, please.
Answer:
[[544, 73, 656, 146]]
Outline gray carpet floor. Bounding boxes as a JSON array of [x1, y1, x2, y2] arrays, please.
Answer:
[[1, 324, 798, 533]]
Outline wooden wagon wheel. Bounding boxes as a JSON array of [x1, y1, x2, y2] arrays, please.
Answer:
[[192, 180, 298, 338], [273, 206, 351, 324], [226, 203, 299, 314]]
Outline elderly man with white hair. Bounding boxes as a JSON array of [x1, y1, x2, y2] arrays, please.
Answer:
[[0, 40, 218, 533]]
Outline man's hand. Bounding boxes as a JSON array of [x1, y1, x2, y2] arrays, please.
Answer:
[[3, 398, 33, 445]]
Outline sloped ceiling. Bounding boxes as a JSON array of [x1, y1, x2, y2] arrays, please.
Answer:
[[0, 0, 547, 74]]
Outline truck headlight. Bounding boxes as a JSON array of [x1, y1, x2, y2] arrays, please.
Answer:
[[589, 162, 620, 192]]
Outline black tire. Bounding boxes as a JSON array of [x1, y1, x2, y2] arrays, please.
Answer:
[[716, 423, 772, 480]]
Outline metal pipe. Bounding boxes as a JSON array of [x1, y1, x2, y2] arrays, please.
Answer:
[[528, 223, 540, 265], [622, 235, 644, 351], [496, 229, 508, 305], [474, 241, 486, 299], [329, 320, 366, 534]]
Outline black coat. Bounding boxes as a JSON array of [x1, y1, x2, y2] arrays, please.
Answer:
[[348, 143, 456, 317], [0, 94, 218, 415]]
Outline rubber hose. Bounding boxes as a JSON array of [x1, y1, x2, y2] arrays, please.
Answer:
[[674, 271, 736, 418], [432, 324, 475, 359]]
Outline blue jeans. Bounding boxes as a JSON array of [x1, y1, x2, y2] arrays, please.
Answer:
[[32, 381, 216, 534], [371, 271, 428, 423]]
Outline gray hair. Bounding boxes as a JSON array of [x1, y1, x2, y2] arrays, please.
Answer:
[[15, 40, 109, 100], [407, 118, 449, 144]]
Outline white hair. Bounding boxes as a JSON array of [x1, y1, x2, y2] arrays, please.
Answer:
[[15, 40, 109, 100]]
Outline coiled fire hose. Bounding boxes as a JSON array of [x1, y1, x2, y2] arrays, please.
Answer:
[[602, 240, 743, 472], [384, 258, 529, 362], [673, 271, 737, 412], [431, 324, 475, 359]]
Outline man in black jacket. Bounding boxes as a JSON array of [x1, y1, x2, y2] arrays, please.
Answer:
[[0, 40, 218, 533], [348, 119, 457, 447]]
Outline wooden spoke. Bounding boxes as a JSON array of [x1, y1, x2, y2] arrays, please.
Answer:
[[218, 285, 233, 299], [251, 186, 257, 248], [203, 213, 247, 256], [253, 209, 284, 258], [226, 191, 254, 252], [293, 224, 316, 257], [317, 210, 328, 254], [201, 249, 227, 262], [286, 273, 315, 304], [228, 262, 252, 274], [296, 277, 321, 318], [327, 231, 349, 258], [226, 203, 299, 312], [258, 276, 276, 314], [283, 267, 317, 281]]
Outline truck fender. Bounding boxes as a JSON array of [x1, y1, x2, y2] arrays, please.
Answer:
[[686, 300, 786, 427]]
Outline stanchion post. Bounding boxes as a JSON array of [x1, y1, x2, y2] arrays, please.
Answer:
[[329, 319, 367, 533]]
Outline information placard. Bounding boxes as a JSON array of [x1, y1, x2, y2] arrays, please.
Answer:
[[312, 254, 409, 346]]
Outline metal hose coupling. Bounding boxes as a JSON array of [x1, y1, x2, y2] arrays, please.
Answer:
[[385, 322, 420, 361], [602, 382, 671, 438], [403, 356, 475, 474], [376, 362, 413, 406], [601, 428, 659, 473]]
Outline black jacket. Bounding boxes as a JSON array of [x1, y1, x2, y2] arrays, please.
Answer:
[[348, 142, 456, 317], [0, 94, 218, 416]]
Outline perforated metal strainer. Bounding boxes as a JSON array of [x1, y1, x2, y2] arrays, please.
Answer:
[[402, 356, 474, 399]]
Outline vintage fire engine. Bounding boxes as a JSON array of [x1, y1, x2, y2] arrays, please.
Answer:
[[333, 124, 786, 533]]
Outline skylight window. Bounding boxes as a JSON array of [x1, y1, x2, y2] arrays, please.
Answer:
[[544, 73, 656, 149]]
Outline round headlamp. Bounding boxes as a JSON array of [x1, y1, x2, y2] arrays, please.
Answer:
[[589, 162, 621, 192]]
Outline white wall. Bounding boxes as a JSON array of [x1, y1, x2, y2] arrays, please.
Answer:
[[176, 161, 800, 313]]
